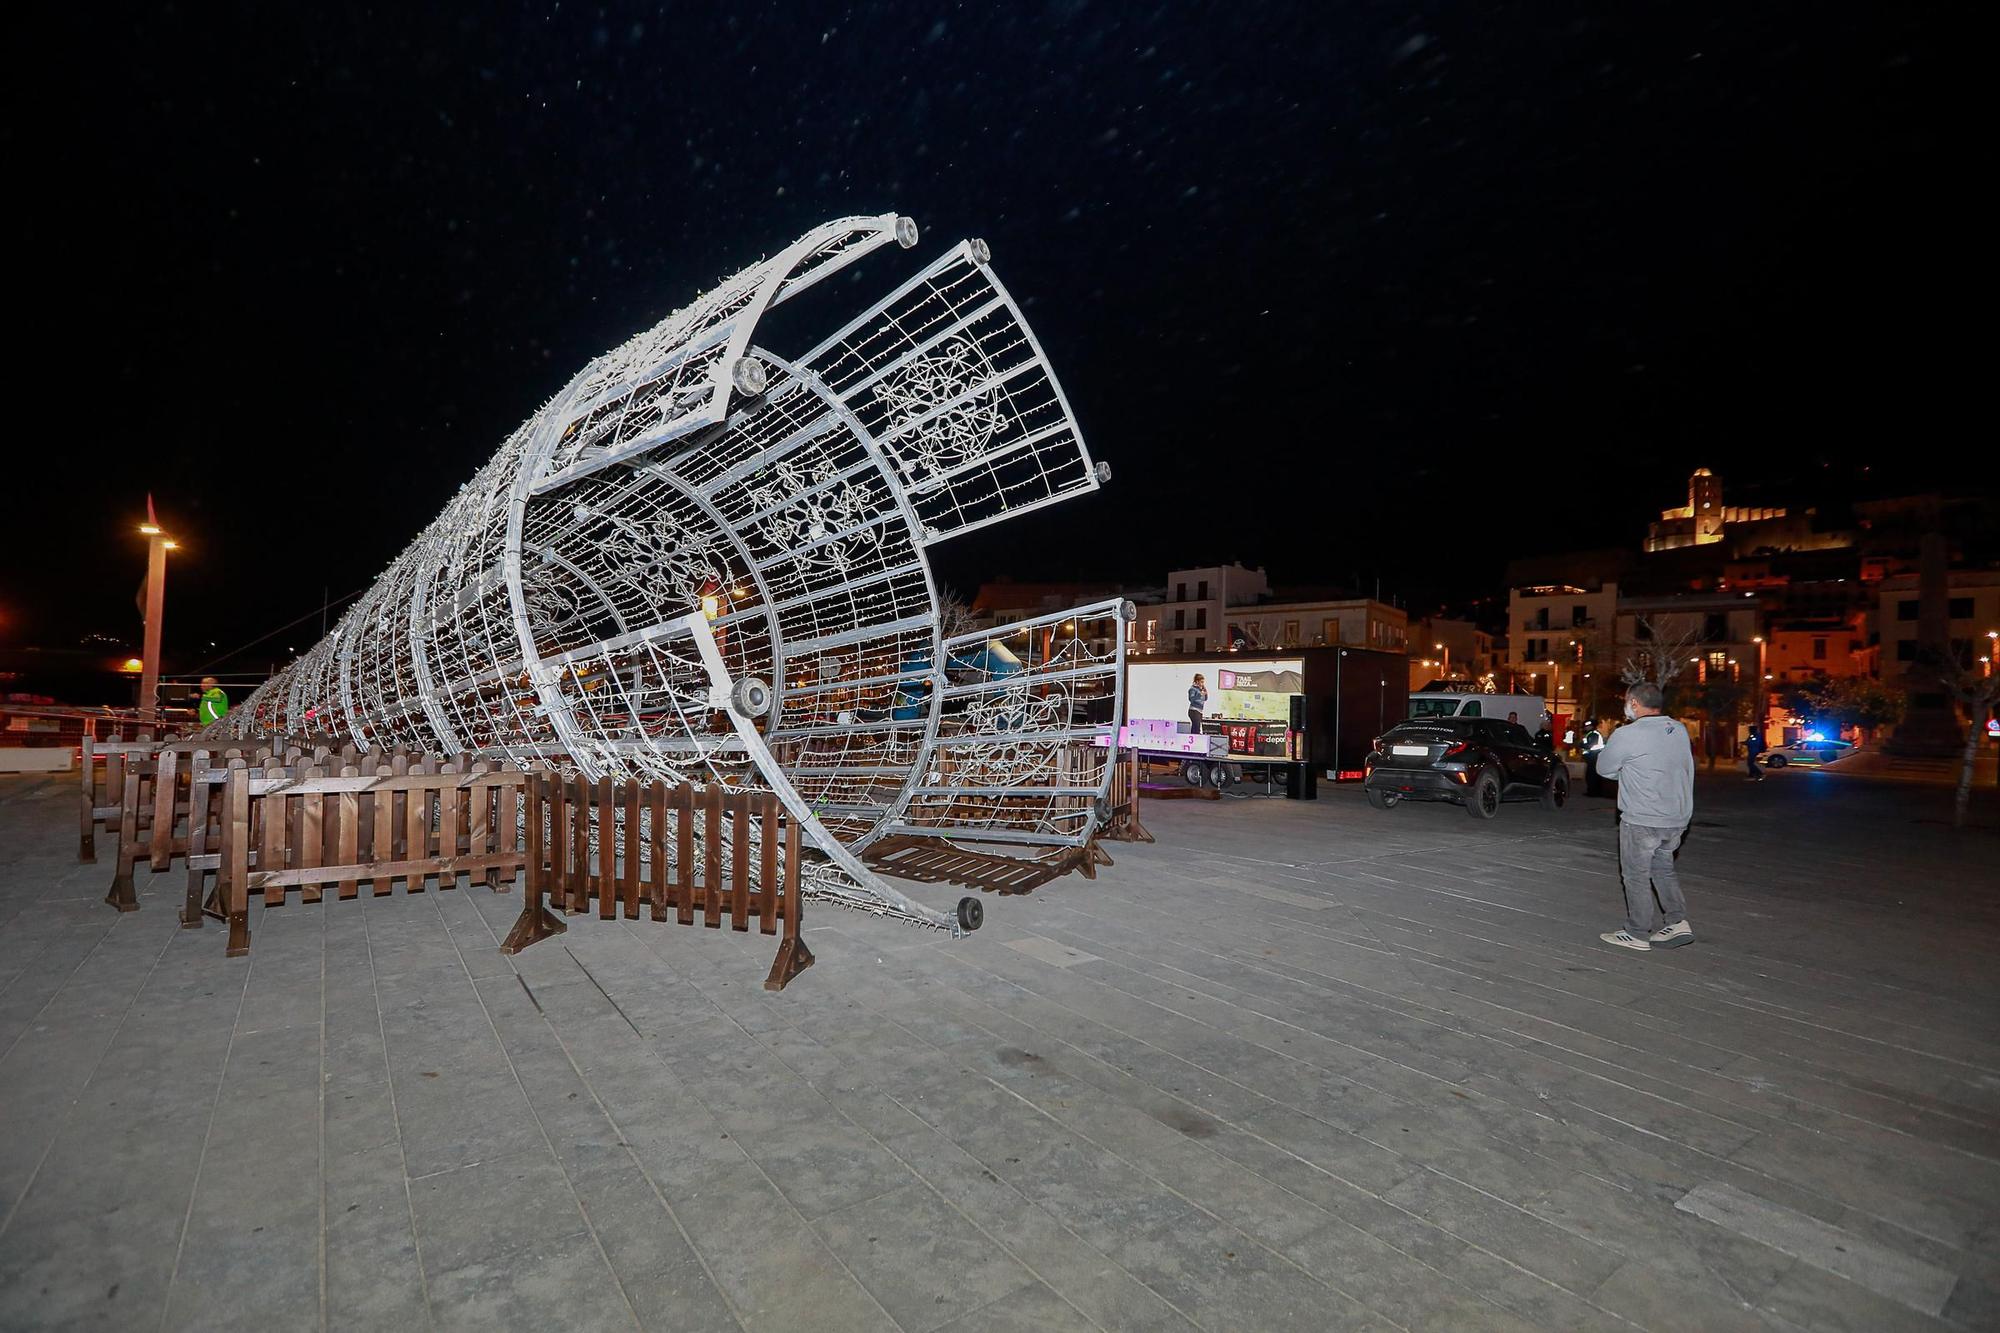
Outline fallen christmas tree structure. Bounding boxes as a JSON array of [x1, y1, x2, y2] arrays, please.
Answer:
[[212, 214, 1129, 933]]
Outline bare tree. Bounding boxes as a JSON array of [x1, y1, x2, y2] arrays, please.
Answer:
[[932, 584, 988, 640], [1923, 650, 2000, 828], [1620, 616, 1703, 688]]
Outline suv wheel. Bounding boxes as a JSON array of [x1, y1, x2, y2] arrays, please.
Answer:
[[1366, 787, 1399, 810], [1541, 769, 1568, 811], [1465, 768, 1502, 819]]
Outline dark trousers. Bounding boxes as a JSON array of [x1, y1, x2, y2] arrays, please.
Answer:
[[1187, 709, 1203, 732], [1746, 753, 1762, 779]]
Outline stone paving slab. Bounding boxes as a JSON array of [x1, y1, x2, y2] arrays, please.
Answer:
[[1, 765, 1997, 1330]]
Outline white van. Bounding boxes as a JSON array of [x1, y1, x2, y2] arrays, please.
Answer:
[[1406, 691, 1551, 730]]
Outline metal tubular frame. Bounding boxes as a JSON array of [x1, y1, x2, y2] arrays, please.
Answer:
[[217, 215, 1123, 931]]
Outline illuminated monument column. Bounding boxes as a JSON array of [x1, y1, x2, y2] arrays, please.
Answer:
[[222, 215, 1130, 932]]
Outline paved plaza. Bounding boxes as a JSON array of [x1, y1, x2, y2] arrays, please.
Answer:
[[1, 763, 1997, 1331]]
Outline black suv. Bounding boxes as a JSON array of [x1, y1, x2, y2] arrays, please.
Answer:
[[1364, 716, 1568, 818]]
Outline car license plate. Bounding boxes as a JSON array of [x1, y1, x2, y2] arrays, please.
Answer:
[[1392, 745, 1429, 757]]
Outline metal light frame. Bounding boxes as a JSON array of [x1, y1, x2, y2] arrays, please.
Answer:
[[221, 215, 1127, 931]]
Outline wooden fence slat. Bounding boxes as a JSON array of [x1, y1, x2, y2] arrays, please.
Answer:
[[730, 791, 751, 932], [648, 783, 668, 923], [759, 793, 779, 936], [674, 785, 694, 926], [703, 787, 723, 929], [299, 767, 325, 904], [438, 762, 461, 892], [366, 766, 392, 895], [148, 750, 177, 872], [551, 775, 571, 914], [336, 767, 360, 899], [620, 778, 641, 920], [260, 784, 287, 907], [569, 773, 591, 914], [403, 761, 429, 893], [468, 770, 491, 889], [492, 780, 518, 891], [596, 777, 616, 921]]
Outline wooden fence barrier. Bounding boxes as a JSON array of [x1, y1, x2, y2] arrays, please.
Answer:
[[82, 732, 353, 865], [501, 773, 813, 992], [210, 759, 531, 956], [1098, 746, 1153, 844], [102, 740, 373, 913], [94, 738, 813, 989]]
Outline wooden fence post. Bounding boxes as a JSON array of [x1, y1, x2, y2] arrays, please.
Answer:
[[764, 813, 813, 991], [224, 766, 251, 958], [79, 733, 97, 862], [501, 773, 567, 954], [105, 764, 141, 912]]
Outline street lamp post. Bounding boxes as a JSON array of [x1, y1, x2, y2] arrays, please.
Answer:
[[1751, 636, 1768, 733], [1435, 641, 1448, 681], [136, 511, 178, 728]]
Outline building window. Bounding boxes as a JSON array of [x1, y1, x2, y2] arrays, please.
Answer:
[[1812, 639, 1827, 660], [1533, 608, 1550, 630], [1704, 614, 1727, 642], [1194, 636, 1206, 653], [1896, 640, 1917, 661], [1323, 618, 1339, 644], [1283, 619, 1299, 644], [1896, 599, 1918, 621], [1197, 579, 1209, 600], [1174, 609, 1185, 630], [1572, 605, 1588, 627], [1948, 597, 1974, 619], [1175, 582, 1187, 602], [1707, 650, 1728, 676], [1526, 638, 1547, 660], [1195, 608, 1208, 630]]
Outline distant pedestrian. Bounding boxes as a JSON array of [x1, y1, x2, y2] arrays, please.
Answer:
[[1744, 727, 1765, 781], [1581, 719, 1607, 796], [1594, 682, 1696, 952], [1187, 673, 1208, 732], [197, 676, 229, 727]]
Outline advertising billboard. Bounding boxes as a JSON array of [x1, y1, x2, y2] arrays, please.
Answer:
[[1128, 658, 1304, 724]]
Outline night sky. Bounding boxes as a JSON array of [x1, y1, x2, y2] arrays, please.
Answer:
[[8, 3, 1976, 673]]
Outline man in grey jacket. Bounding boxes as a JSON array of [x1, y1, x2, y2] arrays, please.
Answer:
[[1593, 682, 1696, 951]]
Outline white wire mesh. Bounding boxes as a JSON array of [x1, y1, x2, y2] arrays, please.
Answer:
[[219, 215, 1119, 930]]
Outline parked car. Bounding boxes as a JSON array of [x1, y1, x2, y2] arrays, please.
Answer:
[[1761, 738, 1856, 768], [1364, 716, 1568, 818]]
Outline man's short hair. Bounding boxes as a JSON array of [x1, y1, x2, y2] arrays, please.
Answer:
[[1627, 682, 1665, 711]]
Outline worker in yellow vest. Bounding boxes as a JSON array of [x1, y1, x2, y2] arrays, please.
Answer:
[[197, 676, 229, 726]]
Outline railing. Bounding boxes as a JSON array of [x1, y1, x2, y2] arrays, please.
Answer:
[[501, 773, 812, 992], [89, 735, 815, 990], [1098, 746, 1153, 845]]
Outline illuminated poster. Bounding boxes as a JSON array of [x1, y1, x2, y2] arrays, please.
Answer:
[[1127, 659, 1303, 723]]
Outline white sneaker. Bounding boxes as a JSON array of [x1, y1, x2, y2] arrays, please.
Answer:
[[1600, 929, 1652, 952], [1649, 921, 1695, 948]]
